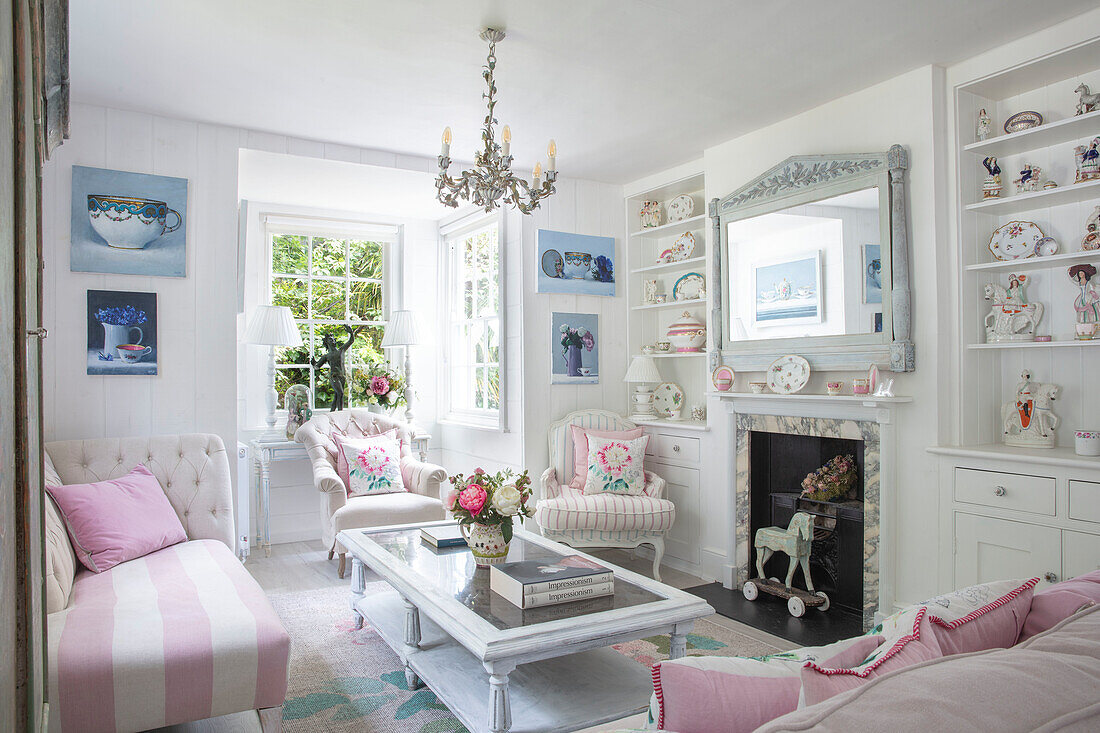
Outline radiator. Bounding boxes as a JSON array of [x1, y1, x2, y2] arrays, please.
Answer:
[[236, 441, 251, 559]]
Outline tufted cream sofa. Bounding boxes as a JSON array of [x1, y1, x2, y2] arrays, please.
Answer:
[[294, 409, 447, 577], [43, 434, 289, 733]]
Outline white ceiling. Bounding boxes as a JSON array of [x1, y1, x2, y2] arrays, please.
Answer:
[[70, 0, 1096, 183]]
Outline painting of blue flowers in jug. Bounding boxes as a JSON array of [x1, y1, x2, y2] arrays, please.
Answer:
[[552, 312, 599, 384], [71, 165, 188, 277], [87, 290, 158, 375], [537, 229, 615, 296], [751, 251, 823, 327]]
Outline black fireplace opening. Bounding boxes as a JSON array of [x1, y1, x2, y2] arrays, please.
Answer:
[[749, 431, 865, 616]]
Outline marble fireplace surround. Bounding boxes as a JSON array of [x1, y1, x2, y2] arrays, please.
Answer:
[[724, 396, 902, 630]]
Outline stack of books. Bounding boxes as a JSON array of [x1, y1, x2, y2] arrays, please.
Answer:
[[489, 555, 614, 609], [419, 524, 467, 548]]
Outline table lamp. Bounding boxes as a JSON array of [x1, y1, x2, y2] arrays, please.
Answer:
[[381, 309, 421, 424], [624, 355, 662, 420], [245, 305, 302, 441]]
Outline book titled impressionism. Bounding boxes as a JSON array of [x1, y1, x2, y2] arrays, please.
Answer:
[[490, 555, 614, 609]]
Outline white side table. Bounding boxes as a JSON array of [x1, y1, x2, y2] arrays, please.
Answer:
[[249, 438, 307, 557], [409, 429, 431, 462]]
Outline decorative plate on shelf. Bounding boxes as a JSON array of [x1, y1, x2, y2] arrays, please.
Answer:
[[711, 365, 735, 392], [672, 272, 706, 301], [988, 221, 1043, 261], [657, 248, 673, 263], [1003, 110, 1043, 134], [669, 231, 696, 262], [666, 194, 695, 223], [541, 249, 563, 278], [868, 363, 879, 394], [766, 355, 810, 395], [653, 382, 685, 417]]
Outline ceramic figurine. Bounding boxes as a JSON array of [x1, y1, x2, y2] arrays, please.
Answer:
[[982, 156, 1003, 199], [1075, 83, 1100, 116], [640, 200, 662, 229], [983, 274, 1044, 342], [690, 405, 706, 422], [284, 384, 312, 439], [1069, 263, 1100, 340], [1002, 369, 1060, 449], [976, 108, 993, 141], [1083, 206, 1100, 251], [1074, 138, 1100, 183], [643, 278, 659, 304], [1014, 163, 1041, 193]]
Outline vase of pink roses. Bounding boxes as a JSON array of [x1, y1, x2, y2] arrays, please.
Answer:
[[352, 361, 407, 413], [445, 467, 535, 565]]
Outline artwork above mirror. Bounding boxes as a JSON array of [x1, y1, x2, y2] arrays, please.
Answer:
[[710, 146, 914, 372]]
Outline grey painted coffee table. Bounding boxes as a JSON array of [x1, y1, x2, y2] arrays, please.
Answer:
[[338, 521, 713, 733]]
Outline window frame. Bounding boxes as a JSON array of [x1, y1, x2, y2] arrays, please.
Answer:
[[263, 215, 400, 412], [440, 212, 506, 430]]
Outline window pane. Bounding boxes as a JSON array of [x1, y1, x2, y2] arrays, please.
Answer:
[[349, 280, 383, 322], [451, 366, 473, 411], [487, 318, 500, 362], [311, 237, 346, 277], [349, 325, 385, 367], [475, 367, 486, 409], [470, 321, 486, 364], [453, 324, 473, 367], [311, 278, 346, 320], [272, 234, 307, 275], [349, 240, 384, 279], [274, 367, 309, 409], [487, 366, 500, 409], [272, 277, 308, 319], [463, 279, 473, 319]]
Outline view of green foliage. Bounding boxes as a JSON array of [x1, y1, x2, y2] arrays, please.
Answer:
[[270, 233, 388, 409], [450, 226, 501, 412]]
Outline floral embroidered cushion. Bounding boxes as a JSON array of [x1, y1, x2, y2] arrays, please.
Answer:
[[334, 429, 399, 491], [337, 434, 404, 497], [568, 424, 646, 490], [582, 434, 649, 496]]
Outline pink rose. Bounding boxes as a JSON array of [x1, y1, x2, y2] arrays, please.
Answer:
[[444, 489, 460, 511], [458, 483, 487, 515], [475, 467, 486, 476], [370, 375, 390, 395]]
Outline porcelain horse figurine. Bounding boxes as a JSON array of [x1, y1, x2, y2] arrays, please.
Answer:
[[984, 280, 1044, 342], [1002, 371, 1060, 449], [1075, 83, 1100, 116], [754, 511, 815, 592]]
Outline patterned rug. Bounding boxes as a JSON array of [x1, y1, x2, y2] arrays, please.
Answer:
[[267, 584, 781, 732]]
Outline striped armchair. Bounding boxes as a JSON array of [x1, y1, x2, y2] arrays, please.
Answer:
[[534, 410, 675, 580]]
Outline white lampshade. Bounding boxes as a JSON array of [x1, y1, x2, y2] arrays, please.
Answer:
[[244, 305, 302, 347], [382, 310, 421, 347], [624, 356, 661, 383]]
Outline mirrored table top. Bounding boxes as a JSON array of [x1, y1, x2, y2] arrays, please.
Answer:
[[358, 523, 666, 631]]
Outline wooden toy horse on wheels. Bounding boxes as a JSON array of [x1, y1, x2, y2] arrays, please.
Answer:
[[743, 512, 830, 617]]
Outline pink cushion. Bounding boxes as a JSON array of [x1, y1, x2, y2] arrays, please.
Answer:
[[922, 577, 1038, 655], [338, 433, 405, 497], [653, 634, 882, 733], [800, 629, 942, 706], [46, 464, 186, 573], [568, 424, 644, 489], [335, 429, 399, 491], [1019, 570, 1100, 642]]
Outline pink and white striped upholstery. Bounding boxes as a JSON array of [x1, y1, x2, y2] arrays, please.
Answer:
[[535, 486, 675, 533], [47, 539, 290, 733], [535, 410, 674, 580]]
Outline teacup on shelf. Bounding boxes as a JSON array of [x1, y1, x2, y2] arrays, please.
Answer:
[[853, 378, 870, 395], [641, 344, 656, 355], [655, 341, 671, 353], [749, 381, 767, 394], [827, 381, 844, 396]]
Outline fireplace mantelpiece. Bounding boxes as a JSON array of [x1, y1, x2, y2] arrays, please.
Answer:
[[716, 392, 906, 629]]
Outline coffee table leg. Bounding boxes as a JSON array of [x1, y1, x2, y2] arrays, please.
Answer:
[[670, 622, 694, 660], [402, 597, 423, 689], [350, 557, 366, 630], [483, 661, 516, 733]]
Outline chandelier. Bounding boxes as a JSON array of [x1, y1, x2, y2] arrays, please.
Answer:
[[436, 28, 557, 214]]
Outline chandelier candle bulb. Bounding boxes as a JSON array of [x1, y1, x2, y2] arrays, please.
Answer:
[[533, 162, 542, 187], [501, 125, 511, 157], [547, 139, 557, 172], [441, 126, 451, 157]]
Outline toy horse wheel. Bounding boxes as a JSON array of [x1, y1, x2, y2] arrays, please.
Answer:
[[815, 591, 830, 612], [788, 596, 806, 618], [742, 581, 759, 601]]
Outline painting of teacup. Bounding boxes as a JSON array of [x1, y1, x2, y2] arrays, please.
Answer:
[[116, 344, 152, 363], [562, 251, 593, 280], [577, 367, 591, 376], [88, 194, 182, 250]]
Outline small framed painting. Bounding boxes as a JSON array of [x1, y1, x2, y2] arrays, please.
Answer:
[[72, 165, 188, 277], [751, 251, 823, 327], [552, 312, 598, 384], [863, 243, 882, 304], [87, 289, 158, 375], [537, 229, 615, 296]]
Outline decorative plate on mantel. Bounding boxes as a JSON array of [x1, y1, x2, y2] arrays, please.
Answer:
[[767, 354, 810, 394]]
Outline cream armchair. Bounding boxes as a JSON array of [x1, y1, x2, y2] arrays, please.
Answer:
[[534, 409, 676, 580], [295, 409, 447, 577]]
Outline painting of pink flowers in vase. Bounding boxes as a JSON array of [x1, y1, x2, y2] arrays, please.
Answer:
[[552, 312, 598, 384]]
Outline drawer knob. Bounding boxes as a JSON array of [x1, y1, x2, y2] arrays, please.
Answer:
[[672, 444, 681, 453], [1044, 572, 1059, 583], [993, 485, 1006, 497]]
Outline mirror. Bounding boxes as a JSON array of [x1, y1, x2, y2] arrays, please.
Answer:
[[726, 187, 886, 342], [711, 146, 914, 372]]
